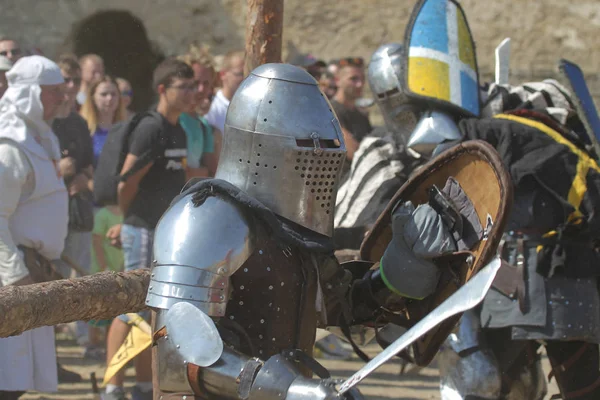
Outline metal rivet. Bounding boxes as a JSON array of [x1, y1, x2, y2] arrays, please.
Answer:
[[260, 319, 265, 324], [240, 285, 245, 290], [269, 285, 273, 290], [230, 315, 235, 320], [184, 361, 188, 364], [272, 338, 276, 341], [165, 335, 168, 339], [219, 295, 224, 300], [151, 273, 155, 278], [268, 303, 272, 307], [289, 351, 294, 356], [565, 301, 570, 305], [580, 325, 584, 329], [146, 300, 149, 303], [244, 268, 248, 272], [548, 301, 553, 305], [266, 267, 271, 272], [579, 302, 583, 306], [277, 307, 280, 311], [259, 350, 263, 354], [239, 301, 244, 306], [183, 396, 187, 400], [176, 344, 180, 349], [281, 282, 284, 286], [149, 286, 152, 290], [259, 334, 263, 339], [568, 324, 572, 328], [259, 250, 263, 255]]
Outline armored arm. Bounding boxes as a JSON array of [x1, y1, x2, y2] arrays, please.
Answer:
[[147, 192, 362, 399]]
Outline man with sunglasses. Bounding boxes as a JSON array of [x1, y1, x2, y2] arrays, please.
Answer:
[[0, 37, 22, 63], [330, 57, 372, 163], [103, 58, 194, 400]]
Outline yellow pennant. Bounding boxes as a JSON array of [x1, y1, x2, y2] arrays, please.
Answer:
[[102, 314, 153, 387]]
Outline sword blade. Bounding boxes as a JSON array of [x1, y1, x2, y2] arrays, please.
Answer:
[[495, 38, 511, 85], [559, 59, 600, 158], [337, 256, 501, 395]]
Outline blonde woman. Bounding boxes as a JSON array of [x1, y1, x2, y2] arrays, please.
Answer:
[[80, 75, 125, 167]]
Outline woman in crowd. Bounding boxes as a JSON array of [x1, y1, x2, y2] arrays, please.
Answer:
[[80, 75, 126, 167]]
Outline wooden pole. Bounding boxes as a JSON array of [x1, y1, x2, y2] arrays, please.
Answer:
[[0, 269, 150, 338], [244, 0, 284, 76]]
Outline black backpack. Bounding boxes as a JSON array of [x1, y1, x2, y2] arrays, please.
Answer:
[[93, 111, 164, 206]]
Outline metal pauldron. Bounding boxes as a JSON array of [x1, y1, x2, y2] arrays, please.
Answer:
[[146, 194, 254, 317]]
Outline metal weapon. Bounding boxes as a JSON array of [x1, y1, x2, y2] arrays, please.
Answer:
[[338, 256, 501, 395], [495, 38, 511, 85], [558, 59, 600, 157]]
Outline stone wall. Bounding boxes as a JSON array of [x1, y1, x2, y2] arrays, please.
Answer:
[[1, 0, 598, 106]]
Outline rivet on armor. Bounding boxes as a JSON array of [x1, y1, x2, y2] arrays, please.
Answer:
[[568, 324, 572, 328], [230, 316, 235, 320], [218, 267, 227, 274], [176, 344, 180, 349], [260, 319, 265, 324], [183, 396, 187, 400], [281, 282, 285, 286], [580, 302, 583, 306], [244, 268, 248, 272], [149, 286, 152, 290], [268, 303, 272, 307], [239, 301, 244, 306], [548, 301, 553, 305], [151, 274, 154, 278], [565, 301, 570, 305], [259, 334, 263, 339], [240, 285, 245, 290], [269, 285, 274, 290], [259, 350, 263, 355], [267, 267, 271, 272], [220, 295, 224, 300], [259, 250, 263, 255], [272, 338, 276, 341]]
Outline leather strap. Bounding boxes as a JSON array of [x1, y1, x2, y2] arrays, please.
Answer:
[[152, 326, 167, 345], [515, 238, 527, 313], [548, 343, 590, 382]]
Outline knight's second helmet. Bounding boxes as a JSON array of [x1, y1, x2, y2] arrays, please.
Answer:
[[369, 0, 481, 157], [367, 43, 420, 145], [215, 63, 346, 237]]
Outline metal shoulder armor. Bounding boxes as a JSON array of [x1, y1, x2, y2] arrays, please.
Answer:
[[146, 191, 255, 317]]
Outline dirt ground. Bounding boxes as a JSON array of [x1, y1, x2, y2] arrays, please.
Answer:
[[21, 335, 559, 400]]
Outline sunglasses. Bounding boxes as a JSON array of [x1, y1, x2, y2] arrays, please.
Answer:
[[167, 84, 198, 93], [0, 48, 21, 57], [121, 90, 133, 97], [63, 76, 82, 85], [337, 57, 364, 68]]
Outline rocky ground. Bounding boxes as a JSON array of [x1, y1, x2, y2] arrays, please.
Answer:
[[21, 335, 558, 400]]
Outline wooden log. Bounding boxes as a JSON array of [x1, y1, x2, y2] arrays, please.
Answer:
[[243, 0, 284, 75], [0, 269, 150, 338]]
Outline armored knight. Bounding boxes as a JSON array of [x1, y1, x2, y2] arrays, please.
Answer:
[[144, 56, 512, 398], [374, 0, 600, 398]]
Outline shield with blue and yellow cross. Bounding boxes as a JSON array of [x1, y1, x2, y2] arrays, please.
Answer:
[[403, 0, 480, 117]]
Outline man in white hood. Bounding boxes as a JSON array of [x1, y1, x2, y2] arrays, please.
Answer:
[[0, 55, 68, 398]]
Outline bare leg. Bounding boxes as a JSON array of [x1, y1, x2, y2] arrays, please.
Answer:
[[106, 318, 131, 386]]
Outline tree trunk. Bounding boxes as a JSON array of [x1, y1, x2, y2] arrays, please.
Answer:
[[244, 0, 284, 76], [0, 269, 150, 338]]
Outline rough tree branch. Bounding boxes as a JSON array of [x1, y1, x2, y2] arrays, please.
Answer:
[[0, 269, 150, 338]]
